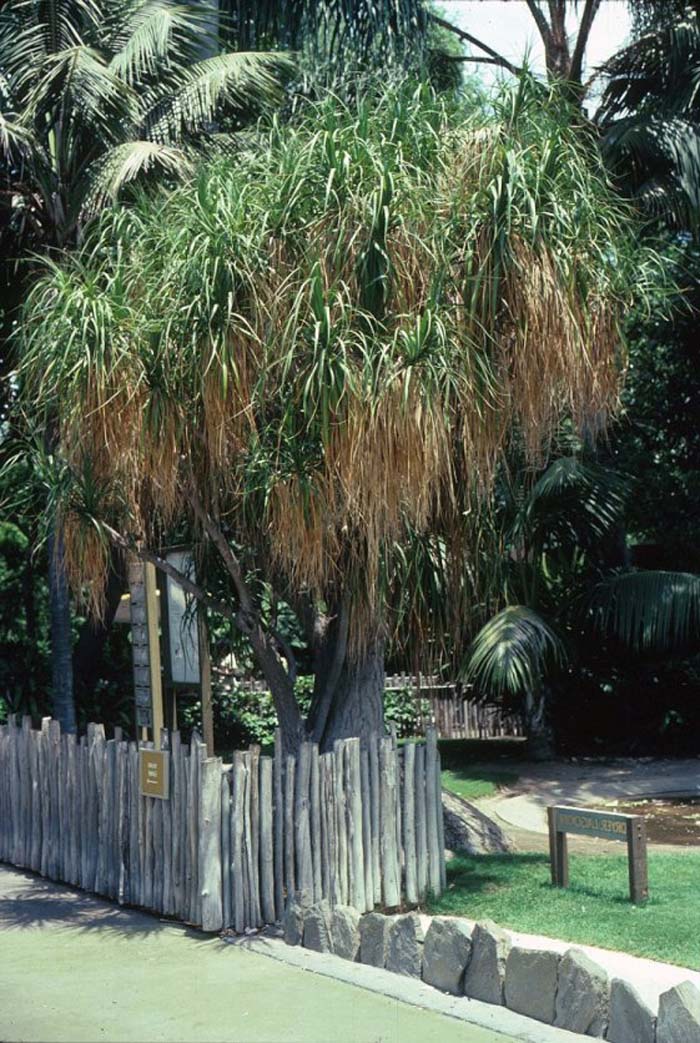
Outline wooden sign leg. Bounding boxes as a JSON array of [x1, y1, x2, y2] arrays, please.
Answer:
[[547, 807, 559, 885], [627, 818, 649, 904]]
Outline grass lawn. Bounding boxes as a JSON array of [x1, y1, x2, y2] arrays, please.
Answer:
[[441, 766, 520, 801], [437, 739, 524, 801], [428, 850, 700, 969]]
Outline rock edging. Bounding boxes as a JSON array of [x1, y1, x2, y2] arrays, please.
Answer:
[[283, 895, 700, 1042]]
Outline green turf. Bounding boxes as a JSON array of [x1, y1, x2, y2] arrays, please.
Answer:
[[441, 767, 520, 801], [427, 851, 700, 969]]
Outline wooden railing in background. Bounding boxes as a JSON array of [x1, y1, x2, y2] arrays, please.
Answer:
[[228, 674, 525, 741], [0, 716, 445, 932]]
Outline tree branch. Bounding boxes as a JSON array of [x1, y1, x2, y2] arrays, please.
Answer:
[[188, 490, 254, 616], [428, 12, 522, 76], [102, 522, 237, 622], [569, 0, 602, 87], [524, 0, 552, 47]]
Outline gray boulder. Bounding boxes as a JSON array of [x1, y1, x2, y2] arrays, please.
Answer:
[[331, 905, 361, 961], [302, 900, 332, 953], [442, 791, 513, 854], [608, 979, 656, 1043], [554, 948, 609, 1037], [422, 918, 472, 995], [359, 912, 392, 968], [505, 946, 560, 1024], [386, 913, 425, 978], [657, 980, 700, 1043], [463, 919, 511, 1005], [282, 891, 311, 946]]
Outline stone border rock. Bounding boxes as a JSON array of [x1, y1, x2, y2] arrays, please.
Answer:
[[284, 895, 700, 1042]]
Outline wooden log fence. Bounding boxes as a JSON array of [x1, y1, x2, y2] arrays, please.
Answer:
[[0, 716, 445, 933]]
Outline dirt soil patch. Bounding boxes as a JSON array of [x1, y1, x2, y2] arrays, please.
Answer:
[[601, 797, 700, 846]]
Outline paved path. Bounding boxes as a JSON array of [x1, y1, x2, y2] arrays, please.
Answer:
[[479, 756, 700, 851], [0, 865, 534, 1043]]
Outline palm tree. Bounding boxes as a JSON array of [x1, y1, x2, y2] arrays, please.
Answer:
[[464, 455, 700, 756], [1, 0, 289, 732], [18, 80, 662, 751], [597, 2, 700, 228], [0, 0, 288, 249]]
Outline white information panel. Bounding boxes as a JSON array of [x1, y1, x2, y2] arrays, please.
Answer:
[[165, 550, 200, 686]]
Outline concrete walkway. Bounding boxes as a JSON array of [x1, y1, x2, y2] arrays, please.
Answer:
[[480, 757, 700, 838], [0, 864, 551, 1043]]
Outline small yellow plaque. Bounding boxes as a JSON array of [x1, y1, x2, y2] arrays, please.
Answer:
[[139, 749, 170, 800]]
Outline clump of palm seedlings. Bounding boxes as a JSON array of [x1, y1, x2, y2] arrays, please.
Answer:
[[19, 80, 664, 747]]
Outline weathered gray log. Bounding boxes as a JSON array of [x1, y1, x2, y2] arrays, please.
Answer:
[[321, 753, 338, 906], [242, 752, 254, 927], [199, 756, 223, 932], [221, 771, 232, 928], [309, 744, 322, 903], [169, 732, 183, 918], [249, 746, 262, 926], [347, 738, 366, 912], [425, 726, 441, 893], [48, 719, 62, 880], [435, 745, 446, 891], [28, 728, 41, 872], [360, 748, 374, 909], [273, 729, 284, 921], [414, 743, 427, 897], [86, 724, 104, 891], [40, 720, 52, 879], [187, 741, 200, 923], [294, 742, 313, 900], [114, 739, 127, 904], [259, 756, 275, 924], [379, 737, 400, 907], [284, 754, 296, 898], [231, 750, 246, 933], [128, 742, 141, 906], [334, 741, 349, 905], [402, 741, 418, 904], [367, 733, 381, 905]]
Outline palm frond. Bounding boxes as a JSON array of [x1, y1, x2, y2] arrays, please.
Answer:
[[465, 606, 568, 698], [591, 570, 700, 652], [108, 1, 210, 85], [142, 51, 292, 143], [24, 44, 135, 140], [515, 456, 627, 553], [84, 140, 194, 213]]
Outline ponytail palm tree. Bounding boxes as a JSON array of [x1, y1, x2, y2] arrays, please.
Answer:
[[19, 81, 662, 751], [1, 0, 289, 731]]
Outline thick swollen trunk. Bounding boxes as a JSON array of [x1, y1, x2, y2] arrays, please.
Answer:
[[319, 643, 386, 751], [48, 526, 76, 733]]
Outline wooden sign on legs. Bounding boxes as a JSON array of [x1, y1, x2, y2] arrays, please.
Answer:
[[547, 804, 648, 903]]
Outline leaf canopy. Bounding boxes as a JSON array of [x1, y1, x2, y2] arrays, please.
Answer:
[[19, 81, 664, 645]]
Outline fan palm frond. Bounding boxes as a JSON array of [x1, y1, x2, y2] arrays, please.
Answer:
[[465, 605, 568, 698], [591, 570, 700, 652]]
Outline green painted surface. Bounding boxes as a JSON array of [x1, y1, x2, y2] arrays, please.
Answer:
[[0, 867, 518, 1043]]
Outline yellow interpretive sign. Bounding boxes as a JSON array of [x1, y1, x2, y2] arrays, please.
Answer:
[[139, 749, 170, 800]]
